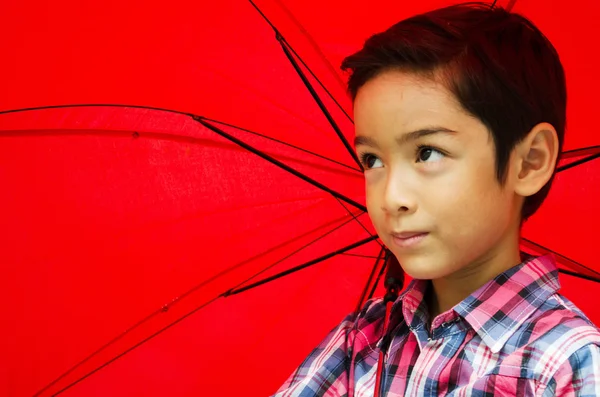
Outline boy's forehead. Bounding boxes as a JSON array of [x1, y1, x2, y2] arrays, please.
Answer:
[[354, 72, 468, 134], [352, 73, 494, 146], [358, 71, 463, 108], [355, 69, 452, 101]]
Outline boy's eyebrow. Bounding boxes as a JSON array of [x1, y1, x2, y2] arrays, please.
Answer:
[[354, 127, 457, 148]]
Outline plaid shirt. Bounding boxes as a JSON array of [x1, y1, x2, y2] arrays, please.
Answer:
[[273, 255, 600, 396]]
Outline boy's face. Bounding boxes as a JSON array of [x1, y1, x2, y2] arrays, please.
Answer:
[[354, 70, 522, 280]]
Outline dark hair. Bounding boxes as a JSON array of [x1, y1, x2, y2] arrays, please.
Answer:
[[341, 2, 566, 221]]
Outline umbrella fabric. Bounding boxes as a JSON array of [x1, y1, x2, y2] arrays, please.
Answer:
[[0, 0, 598, 396]]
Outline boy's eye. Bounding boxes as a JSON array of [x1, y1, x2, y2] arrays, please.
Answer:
[[361, 153, 383, 170], [417, 147, 445, 163]]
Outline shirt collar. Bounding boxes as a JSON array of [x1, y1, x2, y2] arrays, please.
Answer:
[[393, 254, 561, 353], [455, 254, 561, 352]]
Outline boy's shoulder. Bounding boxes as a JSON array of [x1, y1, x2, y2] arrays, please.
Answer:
[[514, 291, 600, 349], [497, 291, 600, 380]]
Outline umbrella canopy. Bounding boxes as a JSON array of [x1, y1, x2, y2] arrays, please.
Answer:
[[1, 0, 598, 396]]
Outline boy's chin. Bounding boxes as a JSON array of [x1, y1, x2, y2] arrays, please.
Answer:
[[395, 252, 461, 281]]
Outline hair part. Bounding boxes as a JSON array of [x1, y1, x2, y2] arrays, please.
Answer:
[[341, 2, 566, 221]]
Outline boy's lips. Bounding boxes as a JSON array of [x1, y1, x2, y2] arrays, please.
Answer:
[[390, 231, 429, 248], [391, 231, 428, 239]]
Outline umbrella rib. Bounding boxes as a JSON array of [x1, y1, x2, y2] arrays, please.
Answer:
[[367, 251, 390, 302], [36, 210, 358, 394], [340, 253, 380, 259], [248, 0, 360, 169], [197, 117, 367, 212], [275, 39, 363, 170], [334, 196, 384, 248], [224, 210, 368, 293], [44, 233, 378, 396], [203, 117, 361, 173], [0, 103, 189, 117], [560, 145, 600, 159], [45, 296, 222, 397], [522, 238, 600, 278], [0, 104, 361, 173], [557, 268, 600, 283], [284, 42, 354, 124], [337, 212, 386, 305], [557, 152, 600, 173], [247, 0, 353, 125], [32, 309, 164, 397], [354, 246, 387, 314], [38, 208, 358, 395], [222, 235, 379, 297], [248, 0, 278, 31]]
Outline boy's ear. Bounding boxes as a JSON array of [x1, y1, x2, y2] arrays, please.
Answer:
[[513, 122, 560, 198]]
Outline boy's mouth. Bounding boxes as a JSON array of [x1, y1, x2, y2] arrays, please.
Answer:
[[390, 231, 429, 249]]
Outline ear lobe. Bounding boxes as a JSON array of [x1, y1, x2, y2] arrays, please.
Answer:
[[514, 122, 559, 198]]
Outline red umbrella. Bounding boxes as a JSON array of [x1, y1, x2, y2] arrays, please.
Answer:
[[1, 0, 598, 396]]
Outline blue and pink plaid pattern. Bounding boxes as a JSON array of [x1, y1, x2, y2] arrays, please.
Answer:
[[273, 255, 600, 396]]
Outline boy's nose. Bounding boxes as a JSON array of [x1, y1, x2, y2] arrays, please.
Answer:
[[381, 172, 417, 215]]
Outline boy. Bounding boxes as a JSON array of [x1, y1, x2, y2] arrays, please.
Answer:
[[273, 3, 600, 396]]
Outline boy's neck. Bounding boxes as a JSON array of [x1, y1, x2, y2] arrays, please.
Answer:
[[425, 225, 523, 322]]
